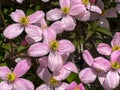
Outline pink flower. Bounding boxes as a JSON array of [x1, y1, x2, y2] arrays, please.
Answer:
[[79, 50, 111, 84], [65, 81, 85, 90], [46, 0, 86, 31], [3, 9, 44, 40], [0, 59, 34, 90], [97, 32, 120, 55], [16, 0, 23, 3], [28, 32, 75, 72]]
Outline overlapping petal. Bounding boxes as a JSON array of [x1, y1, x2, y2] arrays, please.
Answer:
[[0, 81, 13, 90], [59, 0, 70, 9]]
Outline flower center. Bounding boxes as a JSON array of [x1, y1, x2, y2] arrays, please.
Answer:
[[112, 46, 120, 51], [112, 62, 120, 70], [20, 17, 29, 25], [75, 87, 80, 90], [62, 7, 70, 14], [49, 77, 58, 86], [82, 0, 89, 5], [7, 73, 16, 82], [50, 41, 58, 51]]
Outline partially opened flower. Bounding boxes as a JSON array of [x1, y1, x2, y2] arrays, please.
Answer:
[[4, 9, 44, 40], [65, 81, 85, 90], [0, 59, 34, 90], [97, 32, 120, 56]]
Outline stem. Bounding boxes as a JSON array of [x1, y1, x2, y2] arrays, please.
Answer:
[[10, 40, 15, 61]]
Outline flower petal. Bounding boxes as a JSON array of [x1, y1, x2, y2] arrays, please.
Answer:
[[63, 62, 78, 73], [48, 52, 63, 72], [97, 43, 112, 55], [79, 68, 97, 84], [0, 81, 13, 90], [58, 39, 75, 53], [104, 70, 120, 89], [0, 66, 11, 80], [13, 78, 34, 90], [62, 15, 76, 31], [104, 8, 117, 18], [93, 57, 111, 72], [46, 9, 63, 21], [55, 82, 68, 90], [10, 9, 25, 22], [110, 50, 120, 62], [13, 59, 31, 77], [59, 0, 70, 9], [36, 84, 50, 90], [99, 17, 110, 29], [65, 81, 77, 90], [82, 50, 94, 67], [3, 24, 24, 39], [28, 43, 49, 57], [28, 11, 45, 23]]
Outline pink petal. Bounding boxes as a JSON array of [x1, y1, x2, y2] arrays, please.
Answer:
[[43, 28, 56, 43], [104, 70, 120, 89], [50, 21, 65, 34], [28, 43, 49, 57], [55, 82, 68, 90], [28, 11, 45, 23], [110, 50, 120, 62], [13, 78, 34, 90], [76, 10, 90, 21], [87, 4, 102, 14], [25, 25, 42, 39], [13, 59, 31, 77], [116, 4, 120, 13], [36, 84, 50, 90], [0, 81, 13, 90], [53, 67, 71, 81], [10, 9, 25, 22], [38, 18, 47, 29], [82, 50, 94, 67], [58, 39, 75, 53], [37, 67, 52, 82], [93, 57, 111, 72], [69, 4, 86, 16], [16, 0, 23, 3], [62, 15, 76, 31], [48, 52, 63, 72], [104, 8, 117, 18], [96, 0, 104, 10], [59, 0, 70, 9], [46, 9, 63, 21], [3, 24, 24, 39], [0, 66, 11, 80], [38, 57, 48, 68], [63, 62, 78, 73], [111, 32, 120, 47], [97, 43, 112, 55], [65, 81, 77, 90], [79, 68, 97, 84], [78, 83, 86, 90]]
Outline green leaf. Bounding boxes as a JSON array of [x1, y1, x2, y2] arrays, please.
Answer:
[[17, 46, 25, 52], [1, 44, 11, 51], [95, 27, 112, 37], [66, 72, 77, 83], [26, 9, 34, 16], [86, 30, 94, 40]]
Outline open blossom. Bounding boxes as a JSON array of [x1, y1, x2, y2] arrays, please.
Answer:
[[47, 0, 86, 31], [0, 59, 34, 90], [3, 9, 44, 40], [65, 81, 85, 90], [36, 57, 78, 90], [79, 50, 111, 84], [28, 31, 75, 72], [97, 32, 120, 56]]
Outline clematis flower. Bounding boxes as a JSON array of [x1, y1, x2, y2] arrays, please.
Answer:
[[97, 32, 120, 56], [0, 59, 34, 90], [3, 9, 44, 40], [46, 0, 86, 31], [90, 0, 117, 29], [79, 50, 111, 84], [28, 31, 75, 72], [71, 0, 102, 21], [36, 57, 78, 90], [100, 50, 120, 89], [65, 81, 85, 90]]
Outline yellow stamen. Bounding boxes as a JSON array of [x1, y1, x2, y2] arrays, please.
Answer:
[[62, 7, 70, 14], [19, 17, 29, 25], [49, 77, 58, 86], [50, 41, 59, 51], [112, 46, 120, 51], [75, 87, 80, 90], [111, 62, 120, 70], [7, 73, 16, 82], [82, 0, 89, 5]]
